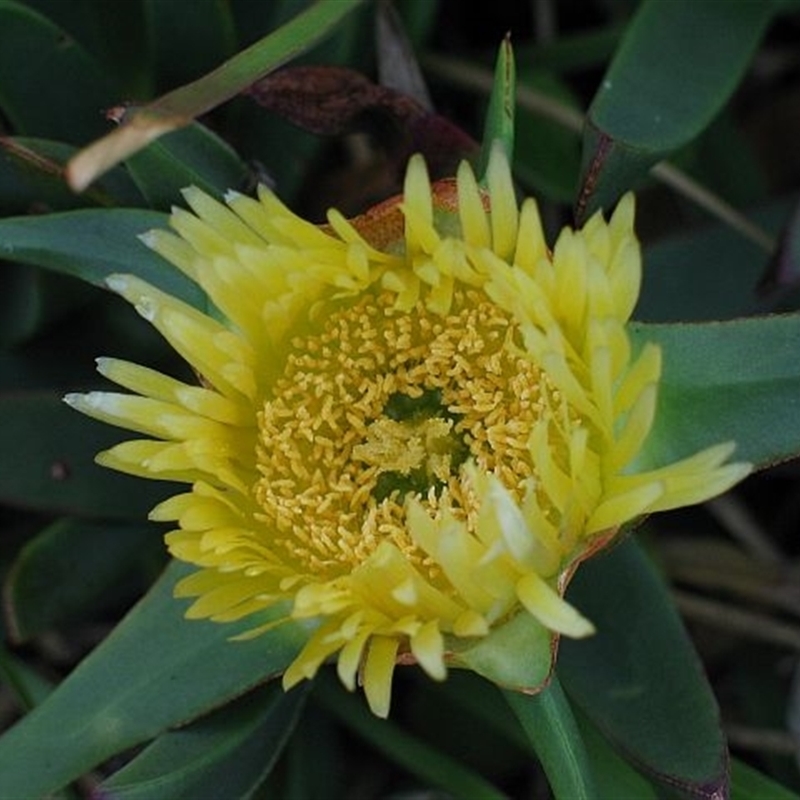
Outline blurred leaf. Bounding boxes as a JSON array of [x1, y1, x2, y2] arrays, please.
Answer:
[[101, 683, 308, 800], [0, 292, 176, 393], [731, 758, 800, 800], [144, 0, 236, 94], [393, 0, 440, 48], [0, 644, 55, 711], [577, 0, 778, 220], [0, 0, 118, 143], [516, 23, 625, 74], [505, 678, 598, 800], [477, 37, 515, 178], [0, 392, 174, 518], [67, 0, 368, 191], [447, 607, 553, 692], [559, 538, 728, 799], [274, 703, 346, 800], [635, 200, 793, 323], [376, 0, 433, 110], [514, 68, 581, 203], [4, 518, 164, 642], [20, 0, 149, 97], [633, 313, 800, 469], [315, 671, 508, 800], [762, 198, 800, 294], [0, 209, 206, 310], [674, 112, 768, 210], [0, 264, 96, 348], [0, 560, 308, 800], [125, 122, 250, 209]]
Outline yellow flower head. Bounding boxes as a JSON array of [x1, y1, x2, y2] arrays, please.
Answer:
[[66, 144, 749, 717]]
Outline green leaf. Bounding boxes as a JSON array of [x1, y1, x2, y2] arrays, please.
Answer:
[[731, 758, 800, 800], [558, 538, 728, 799], [577, 0, 778, 220], [0, 209, 206, 310], [447, 607, 553, 692], [0, 392, 174, 518], [505, 678, 598, 800], [101, 684, 307, 800], [632, 314, 800, 468], [0, 0, 118, 143], [125, 122, 250, 209], [5, 518, 164, 641], [0, 560, 308, 800], [478, 37, 515, 178]]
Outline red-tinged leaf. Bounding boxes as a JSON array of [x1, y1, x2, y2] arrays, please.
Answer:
[[246, 65, 478, 181], [576, 0, 778, 221]]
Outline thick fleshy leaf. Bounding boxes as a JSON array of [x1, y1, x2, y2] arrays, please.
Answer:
[[576, 0, 778, 220], [633, 313, 800, 469], [0, 392, 174, 518], [125, 122, 249, 209], [0, 208, 205, 309], [0, 560, 308, 800], [446, 608, 553, 692], [0, 0, 117, 143], [4, 518, 164, 641], [558, 538, 728, 799], [100, 684, 308, 800], [505, 678, 598, 800]]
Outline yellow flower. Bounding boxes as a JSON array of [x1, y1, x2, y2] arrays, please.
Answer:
[[65, 144, 749, 717]]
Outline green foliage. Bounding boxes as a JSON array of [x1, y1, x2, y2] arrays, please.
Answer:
[[1, 1, 799, 798]]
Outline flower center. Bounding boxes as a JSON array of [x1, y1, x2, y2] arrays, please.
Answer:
[[254, 289, 559, 579]]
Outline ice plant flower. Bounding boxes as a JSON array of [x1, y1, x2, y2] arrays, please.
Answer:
[[66, 144, 750, 717]]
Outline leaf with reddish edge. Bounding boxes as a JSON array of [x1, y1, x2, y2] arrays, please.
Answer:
[[576, 0, 778, 222]]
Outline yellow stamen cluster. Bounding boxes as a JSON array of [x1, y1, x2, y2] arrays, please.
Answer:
[[254, 288, 566, 583]]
